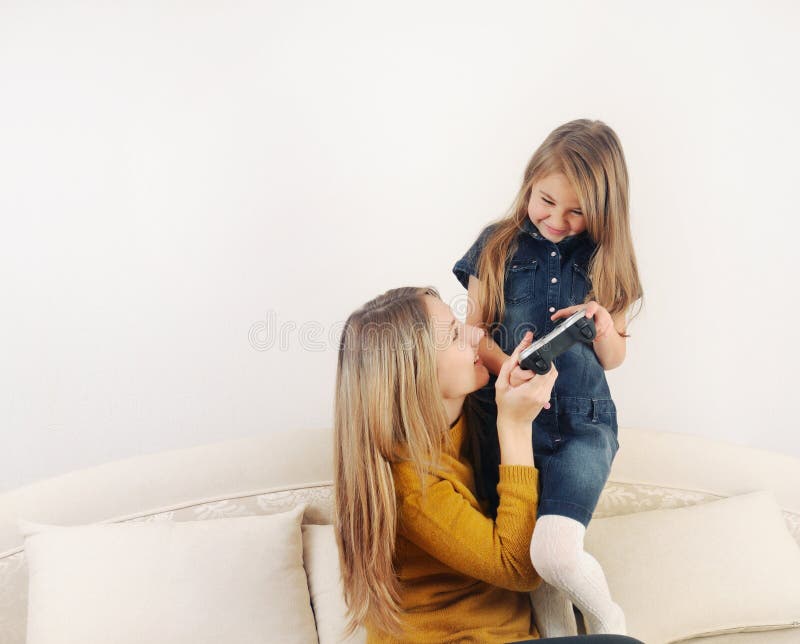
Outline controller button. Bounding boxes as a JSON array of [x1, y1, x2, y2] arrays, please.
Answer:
[[580, 327, 593, 339]]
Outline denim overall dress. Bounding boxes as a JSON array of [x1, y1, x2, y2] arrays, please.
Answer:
[[453, 218, 619, 527]]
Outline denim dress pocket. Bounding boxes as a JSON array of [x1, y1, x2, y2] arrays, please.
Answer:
[[556, 396, 619, 451], [596, 407, 620, 452], [504, 259, 537, 304]]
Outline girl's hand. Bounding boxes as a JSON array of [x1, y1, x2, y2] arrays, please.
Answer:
[[551, 301, 615, 342], [495, 332, 558, 426]]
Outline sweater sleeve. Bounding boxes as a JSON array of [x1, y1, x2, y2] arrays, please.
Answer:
[[395, 464, 541, 592]]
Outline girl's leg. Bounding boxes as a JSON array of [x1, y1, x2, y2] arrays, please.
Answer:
[[530, 514, 626, 635], [530, 580, 578, 638]]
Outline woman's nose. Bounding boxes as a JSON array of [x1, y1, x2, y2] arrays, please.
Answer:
[[470, 325, 485, 345]]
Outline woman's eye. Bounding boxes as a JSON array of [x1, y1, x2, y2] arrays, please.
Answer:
[[542, 198, 554, 205], [572, 210, 583, 216]]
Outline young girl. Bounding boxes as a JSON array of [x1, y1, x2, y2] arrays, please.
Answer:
[[453, 119, 644, 637]]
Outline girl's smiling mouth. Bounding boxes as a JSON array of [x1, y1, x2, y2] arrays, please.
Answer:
[[545, 223, 567, 235]]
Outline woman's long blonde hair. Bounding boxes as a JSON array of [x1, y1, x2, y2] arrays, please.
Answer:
[[333, 286, 452, 637], [477, 119, 644, 336]]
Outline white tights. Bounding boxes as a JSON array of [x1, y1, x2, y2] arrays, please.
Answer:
[[529, 514, 626, 637]]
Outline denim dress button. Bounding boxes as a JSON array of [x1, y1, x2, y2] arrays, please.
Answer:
[[551, 277, 558, 283]]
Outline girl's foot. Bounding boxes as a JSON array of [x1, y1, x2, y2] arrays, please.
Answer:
[[584, 601, 627, 635]]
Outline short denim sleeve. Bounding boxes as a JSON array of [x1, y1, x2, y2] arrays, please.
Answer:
[[452, 224, 497, 290]]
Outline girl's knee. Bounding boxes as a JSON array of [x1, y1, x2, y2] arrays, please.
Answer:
[[530, 535, 580, 580], [530, 514, 588, 582]]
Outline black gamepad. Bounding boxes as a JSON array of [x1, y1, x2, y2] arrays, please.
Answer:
[[518, 309, 596, 374]]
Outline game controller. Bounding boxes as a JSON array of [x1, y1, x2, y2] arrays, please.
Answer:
[[519, 308, 596, 374]]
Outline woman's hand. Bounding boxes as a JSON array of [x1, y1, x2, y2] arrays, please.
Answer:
[[495, 331, 558, 426], [509, 365, 535, 387], [494, 332, 558, 466], [551, 301, 615, 342]]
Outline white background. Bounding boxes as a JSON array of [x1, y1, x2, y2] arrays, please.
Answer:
[[2, 0, 799, 491]]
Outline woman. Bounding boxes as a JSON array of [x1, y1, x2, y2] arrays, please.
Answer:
[[333, 286, 642, 644]]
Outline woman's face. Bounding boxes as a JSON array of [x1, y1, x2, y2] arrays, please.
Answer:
[[424, 295, 489, 401], [527, 172, 588, 242]]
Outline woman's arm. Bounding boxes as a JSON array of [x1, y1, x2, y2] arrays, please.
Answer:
[[394, 409, 549, 593], [394, 463, 541, 592]]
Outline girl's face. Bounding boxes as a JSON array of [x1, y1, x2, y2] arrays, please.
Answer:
[[424, 296, 489, 402], [527, 173, 588, 242]]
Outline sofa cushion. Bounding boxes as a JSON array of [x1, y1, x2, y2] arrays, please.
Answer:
[[302, 524, 365, 643], [18, 506, 318, 644], [584, 490, 800, 643]]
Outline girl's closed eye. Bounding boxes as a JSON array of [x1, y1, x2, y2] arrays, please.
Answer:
[[542, 196, 583, 215]]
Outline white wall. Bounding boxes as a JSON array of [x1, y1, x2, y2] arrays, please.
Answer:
[[2, 0, 799, 491]]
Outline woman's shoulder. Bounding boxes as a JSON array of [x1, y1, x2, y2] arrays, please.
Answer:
[[390, 459, 436, 494], [391, 438, 466, 497]]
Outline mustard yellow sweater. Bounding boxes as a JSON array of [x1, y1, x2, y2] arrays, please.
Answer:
[[367, 414, 543, 643]]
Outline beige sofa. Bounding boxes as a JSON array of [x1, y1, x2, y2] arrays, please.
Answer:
[[2, 425, 799, 644]]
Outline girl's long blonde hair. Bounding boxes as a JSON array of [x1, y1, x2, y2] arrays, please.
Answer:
[[333, 286, 451, 638], [477, 119, 644, 336]]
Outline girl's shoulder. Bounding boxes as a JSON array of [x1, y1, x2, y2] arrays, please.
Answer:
[[469, 221, 522, 261], [453, 222, 505, 287], [472, 221, 504, 250]]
